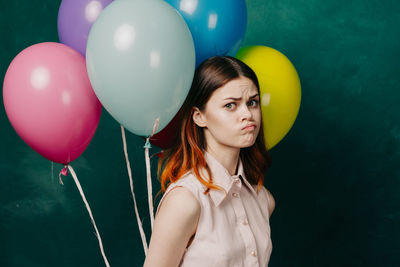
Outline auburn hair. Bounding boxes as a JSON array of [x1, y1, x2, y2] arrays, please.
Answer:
[[158, 56, 272, 194]]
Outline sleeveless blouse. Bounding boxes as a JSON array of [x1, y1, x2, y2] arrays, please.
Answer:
[[156, 152, 273, 267]]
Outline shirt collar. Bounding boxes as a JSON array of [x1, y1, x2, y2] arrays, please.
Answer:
[[203, 152, 257, 207]]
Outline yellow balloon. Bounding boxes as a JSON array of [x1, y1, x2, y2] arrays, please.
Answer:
[[236, 45, 301, 150]]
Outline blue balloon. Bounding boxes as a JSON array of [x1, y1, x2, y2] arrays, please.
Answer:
[[165, 0, 247, 66]]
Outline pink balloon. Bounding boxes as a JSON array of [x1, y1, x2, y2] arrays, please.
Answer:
[[3, 42, 101, 164]]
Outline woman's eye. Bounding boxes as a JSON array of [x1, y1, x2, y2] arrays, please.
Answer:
[[248, 99, 259, 107], [224, 103, 236, 109]]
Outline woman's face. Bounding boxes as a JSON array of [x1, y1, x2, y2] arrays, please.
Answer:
[[193, 76, 261, 152]]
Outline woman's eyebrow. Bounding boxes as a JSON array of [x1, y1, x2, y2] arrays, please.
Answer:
[[224, 96, 242, 101], [224, 93, 259, 101], [249, 93, 260, 99]]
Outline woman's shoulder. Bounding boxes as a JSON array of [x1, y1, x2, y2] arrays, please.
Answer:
[[158, 186, 201, 219], [157, 171, 203, 216]]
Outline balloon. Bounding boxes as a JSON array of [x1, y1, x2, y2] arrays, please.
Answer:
[[86, 0, 195, 136], [165, 0, 247, 66], [58, 0, 113, 56], [236, 45, 301, 149], [3, 42, 102, 164]]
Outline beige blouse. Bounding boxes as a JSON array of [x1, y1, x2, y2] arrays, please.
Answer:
[[156, 152, 272, 267]]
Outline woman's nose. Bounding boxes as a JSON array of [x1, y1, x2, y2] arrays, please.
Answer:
[[240, 105, 252, 120]]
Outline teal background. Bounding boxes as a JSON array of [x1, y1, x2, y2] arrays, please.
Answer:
[[1, 0, 399, 266]]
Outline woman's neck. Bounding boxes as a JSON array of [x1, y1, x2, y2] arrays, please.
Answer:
[[205, 146, 240, 176]]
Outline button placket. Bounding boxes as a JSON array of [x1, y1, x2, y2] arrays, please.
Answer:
[[230, 184, 259, 266]]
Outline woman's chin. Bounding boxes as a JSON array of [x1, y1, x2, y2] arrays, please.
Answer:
[[239, 138, 257, 148]]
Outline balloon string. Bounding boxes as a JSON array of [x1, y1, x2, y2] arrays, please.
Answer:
[[66, 165, 111, 267], [120, 126, 149, 255], [144, 138, 155, 230], [144, 118, 160, 230]]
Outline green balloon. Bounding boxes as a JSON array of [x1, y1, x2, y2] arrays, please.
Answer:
[[86, 0, 195, 136]]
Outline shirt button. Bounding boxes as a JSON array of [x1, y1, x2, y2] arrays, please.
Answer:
[[251, 250, 257, 257], [232, 192, 239, 198], [242, 218, 248, 225], [234, 178, 241, 185]]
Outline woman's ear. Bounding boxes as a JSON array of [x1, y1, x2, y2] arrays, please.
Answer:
[[192, 107, 207, 128]]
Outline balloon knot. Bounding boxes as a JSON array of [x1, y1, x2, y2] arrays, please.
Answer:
[[59, 165, 68, 185], [144, 138, 152, 149]]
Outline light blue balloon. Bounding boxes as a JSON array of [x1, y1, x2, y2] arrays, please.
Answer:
[[164, 0, 247, 66], [86, 0, 195, 136]]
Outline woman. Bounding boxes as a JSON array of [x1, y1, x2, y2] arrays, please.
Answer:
[[144, 56, 275, 267]]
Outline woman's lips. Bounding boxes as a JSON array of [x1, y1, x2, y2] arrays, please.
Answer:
[[242, 124, 256, 131]]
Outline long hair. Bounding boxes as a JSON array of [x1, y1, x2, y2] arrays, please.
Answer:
[[158, 56, 272, 194]]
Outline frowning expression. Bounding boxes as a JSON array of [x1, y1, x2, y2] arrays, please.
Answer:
[[193, 76, 261, 151]]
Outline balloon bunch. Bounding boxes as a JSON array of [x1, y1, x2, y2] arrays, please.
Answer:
[[3, 0, 301, 265]]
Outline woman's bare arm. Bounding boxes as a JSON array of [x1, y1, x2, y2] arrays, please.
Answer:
[[143, 187, 200, 267]]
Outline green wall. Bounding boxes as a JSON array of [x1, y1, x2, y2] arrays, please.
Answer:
[[1, 0, 399, 266]]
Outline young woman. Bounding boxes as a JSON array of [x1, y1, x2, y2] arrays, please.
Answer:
[[143, 56, 275, 267]]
